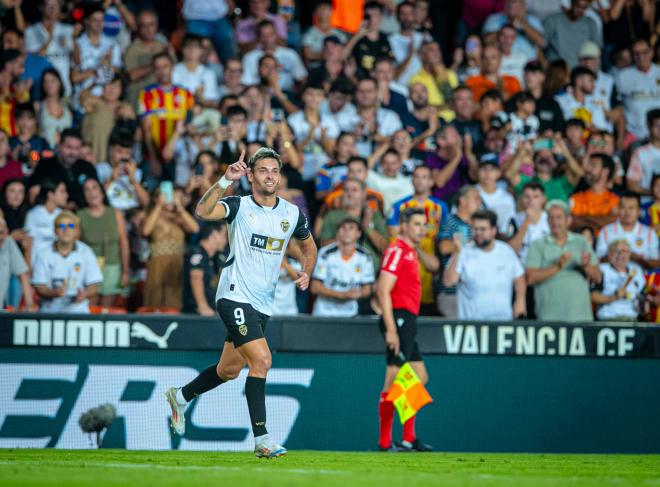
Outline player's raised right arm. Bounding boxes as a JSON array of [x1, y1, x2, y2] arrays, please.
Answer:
[[195, 151, 247, 220]]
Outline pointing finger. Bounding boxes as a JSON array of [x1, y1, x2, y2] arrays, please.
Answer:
[[237, 150, 246, 165]]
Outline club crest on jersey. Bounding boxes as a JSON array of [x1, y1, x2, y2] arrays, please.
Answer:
[[281, 219, 290, 232], [239, 324, 248, 336]]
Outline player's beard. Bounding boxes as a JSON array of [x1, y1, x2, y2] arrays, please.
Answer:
[[255, 179, 279, 196]]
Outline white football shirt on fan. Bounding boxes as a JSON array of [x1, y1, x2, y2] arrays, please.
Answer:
[[287, 110, 340, 181], [312, 243, 375, 317], [455, 241, 524, 320], [511, 210, 550, 262], [388, 31, 424, 86], [216, 195, 311, 315], [595, 262, 645, 320], [627, 143, 660, 192], [477, 185, 517, 236], [555, 90, 610, 131], [615, 64, 660, 138], [595, 221, 659, 260], [31, 241, 103, 313]]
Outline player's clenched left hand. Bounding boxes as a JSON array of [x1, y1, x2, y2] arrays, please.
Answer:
[[294, 271, 310, 291]]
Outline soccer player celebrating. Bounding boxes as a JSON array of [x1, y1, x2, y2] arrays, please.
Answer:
[[166, 148, 317, 458], [376, 207, 438, 452]]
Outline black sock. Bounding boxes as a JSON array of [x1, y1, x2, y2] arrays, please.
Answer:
[[245, 376, 267, 437], [181, 364, 224, 402]]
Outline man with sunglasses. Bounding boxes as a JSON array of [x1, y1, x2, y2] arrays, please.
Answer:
[[32, 211, 102, 313], [615, 39, 660, 139]]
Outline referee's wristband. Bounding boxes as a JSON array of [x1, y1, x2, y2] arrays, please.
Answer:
[[218, 176, 232, 189]]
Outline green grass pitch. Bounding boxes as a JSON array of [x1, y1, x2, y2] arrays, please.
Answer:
[[1, 449, 659, 487]]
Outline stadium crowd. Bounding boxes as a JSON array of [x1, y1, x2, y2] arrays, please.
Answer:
[[0, 0, 660, 322]]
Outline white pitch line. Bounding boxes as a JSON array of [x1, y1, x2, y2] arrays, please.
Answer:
[[0, 460, 347, 476]]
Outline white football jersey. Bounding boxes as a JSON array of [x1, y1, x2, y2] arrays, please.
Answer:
[[312, 243, 375, 317], [215, 195, 311, 315]]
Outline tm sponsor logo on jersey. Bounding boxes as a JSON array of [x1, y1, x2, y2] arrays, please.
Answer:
[[250, 233, 285, 253]]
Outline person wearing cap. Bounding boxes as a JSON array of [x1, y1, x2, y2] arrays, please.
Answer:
[[311, 216, 375, 317], [475, 154, 516, 236], [519, 60, 565, 133], [525, 199, 601, 321], [302, 3, 348, 64], [543, 0, 602, 69]]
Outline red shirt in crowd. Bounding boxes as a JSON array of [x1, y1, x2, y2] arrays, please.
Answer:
[[381, 238, 421, 316]]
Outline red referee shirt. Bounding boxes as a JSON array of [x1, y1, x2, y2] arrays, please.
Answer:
[[381, 238, 421, 316]]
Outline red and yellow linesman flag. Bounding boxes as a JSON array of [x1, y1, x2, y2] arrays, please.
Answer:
[[386, 363, 432, 424]]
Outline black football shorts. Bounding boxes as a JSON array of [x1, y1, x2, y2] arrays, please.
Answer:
[[216, 298, 269, 347], [378, 308, 422, 366]]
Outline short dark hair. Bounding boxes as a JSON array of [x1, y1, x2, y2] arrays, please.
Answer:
[[651, 174, 660, 190], [347, 156, 368, 169], [382, 148, 400, 160], [565, 118, 586, 130], [329, 77, 354, 95], [258, 53, 277, 68], [198, 222, 224, 241], [396, 1, 415, 17], [152, 51, 172, 65], [472, 209, 498, 228], [226, 104, 248, 119], [620, 191, 641, 207], [647, 108, 660, 128], [248, 147, 282, 170], [181, 33, 203, 49], [364, 1, 384, 12], [108, 129, 133, 149], [570, 66, 596, 86], [590, 152, 615, 180], [480, 89, 503, 104], [400, 207, 424, 224], [14, 103, 35, 119], [412, 164, 431, 176], [0, 49, 21, 71], [521, 181, 546, 194], [257, 19, 275, 35], [59, 128, 82, 144]]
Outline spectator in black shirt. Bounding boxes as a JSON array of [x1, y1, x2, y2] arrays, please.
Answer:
[[308, 35, 347, 92], [518, 61, 565, 134], [182, 222, 228, 316], [343, 1, 393, 79], [452, 85, 483, 147], [28, 128, 97, 209]]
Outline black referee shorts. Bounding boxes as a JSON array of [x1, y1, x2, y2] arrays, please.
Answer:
[[216, 298, 269, 348], [378, 308, 422, 366]]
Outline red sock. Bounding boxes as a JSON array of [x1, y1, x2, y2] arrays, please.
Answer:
[[403, 415, 416, 443], [378, 392, 394, 448]]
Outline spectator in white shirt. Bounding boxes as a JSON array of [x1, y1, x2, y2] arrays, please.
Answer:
[[71, 5, 123, 111], [182, 0, 235, 63], [388, 1, 426, 86], [509, 182, 550, 262], [24, 0, 75, 96], [476, 158, 516, 236], [555, 66, 610, 133], [443, 209, 526, 320], [172, 34, 220, 107], [311, 216, 375, 317], [287, 83, 340, 182], [482, 0, 546, 61], [319, 78, 358, 133], [615, 39, 660, 139], [345, 77, 403, 158], [32, 210, 103, 313], [497, 24, 532, 84], [591, 239, 645, 321], [626, 109, 660, 196], [596, 193, 659, 269], [302, 2, 347, 64], [0, 217, 36, 311], [24, 179, 67, 260], [241, 20, 307, 93], [367, 148, 414, 216]]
